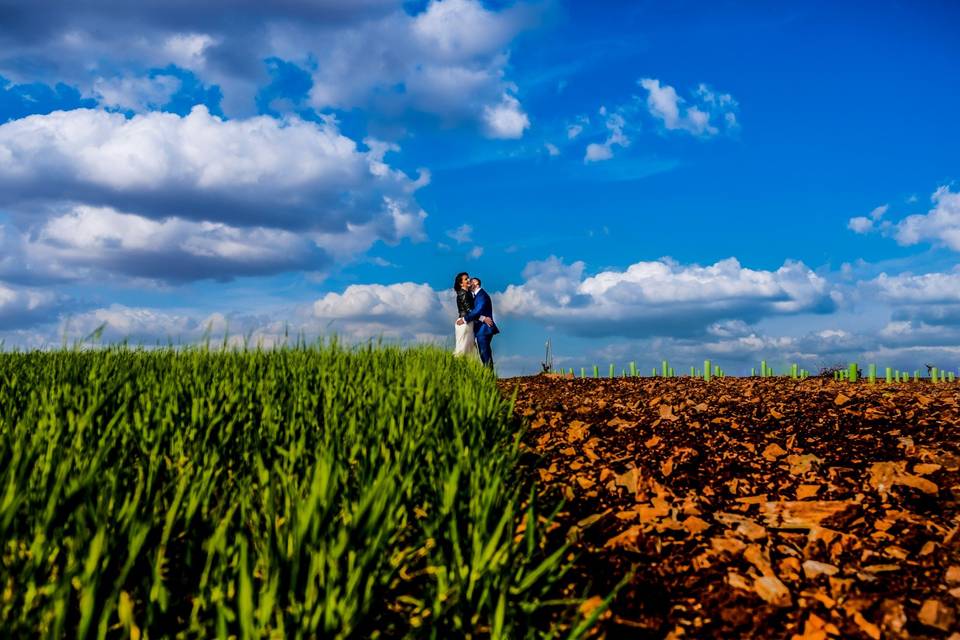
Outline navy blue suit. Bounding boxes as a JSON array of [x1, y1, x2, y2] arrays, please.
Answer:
[[463, 288, 499, 367]]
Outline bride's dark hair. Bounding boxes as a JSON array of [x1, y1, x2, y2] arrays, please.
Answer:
[[453, 271, 469, 292]]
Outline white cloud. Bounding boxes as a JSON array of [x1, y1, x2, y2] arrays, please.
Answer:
[[871, 268, 960, 304], [583, 110, 628, 163], [303, 0, 534, 136], [93, 73, 182, 111], [0, 282, 64, 330], [23, 205, 317, 282], [497, 256, 836, 337], [446, 223, 473, 244], [544, 142, 560, 156], [162, 33, 218, 70], [468, 246, 484, 259], [848, 204, 889, 234], [482, 91, 530, 139], [312, 282, 450, 341], [566, 123, 584, 139], [638, 78, 738, 137], [0, 0, 536, 125], [0, 106, 427, 282], [892, 186, 960, 250], [848, 216, 874, 234], [584, 143, 613, 162]]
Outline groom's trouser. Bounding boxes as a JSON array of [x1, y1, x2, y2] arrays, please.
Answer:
[[476, 332, 494, 368]]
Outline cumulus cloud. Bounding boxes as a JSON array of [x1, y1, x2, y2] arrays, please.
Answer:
[[24, 206, 320, 283], [850, 188, 960, 252], [0, 0, 536, 128], [891, 186, 960, 250], [482, 91, 530, 139], [497, 256, 837, 337], [0, 106, 427, 283], [0, 282, 65, 330], [872, 268, 960, 304], [93, 73, 182, 112], [848, 204, 888, 234], [638, 78, 738, 137], [867, 268, 960, 330], [848, 217, 873, 233], [282, 0, 536, 135], [584, 109, 628, 163], [312, 282, 451, 341]]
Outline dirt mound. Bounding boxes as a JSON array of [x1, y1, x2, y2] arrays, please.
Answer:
[[500, 376, 960, 638]]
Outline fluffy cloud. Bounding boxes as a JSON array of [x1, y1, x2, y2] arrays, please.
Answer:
[[872, 268, 960, 304], [304, 0, 535, 136], [638, 78, 738, 137], [312, 282, 451, 341], [0, 2, 393, 115], [497, 256, 837, 337], [892, 187, 960, 250], [848, 216, 874, 234], [584, 109, 628, 163], [851, 188, 960, 251], [848, 204, 888, 234], [0, 106, 427, 283], [0, 0, 535, 130], [20, 206, 321, 283], [93, 73, 182, 112], [0, 282, 65, 330], [0, 0, 536, 129], [482, 92, 530, 139]]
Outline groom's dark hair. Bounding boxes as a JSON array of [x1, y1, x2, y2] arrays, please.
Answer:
[[453, 271, 469, 292], [472, 277, 481, 287]]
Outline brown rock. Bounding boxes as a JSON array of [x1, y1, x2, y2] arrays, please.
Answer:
[[918, 599, 955, 631], [754, 575, 792, 607]]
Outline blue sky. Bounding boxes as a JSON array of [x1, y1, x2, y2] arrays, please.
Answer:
[[0, 0, 958, 375]]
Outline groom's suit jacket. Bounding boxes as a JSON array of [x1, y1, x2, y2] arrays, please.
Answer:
[[463, 289, 500, 336]]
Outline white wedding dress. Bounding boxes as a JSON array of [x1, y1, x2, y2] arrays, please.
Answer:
[[453, 318, 480, 359]]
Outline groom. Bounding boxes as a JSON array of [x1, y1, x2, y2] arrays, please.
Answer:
[[458, 277, 499, 367]]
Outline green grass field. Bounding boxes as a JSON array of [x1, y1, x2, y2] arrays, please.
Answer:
[[0, 344, 575, 638]]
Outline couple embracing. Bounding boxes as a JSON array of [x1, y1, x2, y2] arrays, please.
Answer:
[[453, 272, 499, 368]]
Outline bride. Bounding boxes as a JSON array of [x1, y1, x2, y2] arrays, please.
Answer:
[[453, 271, 479, 359]]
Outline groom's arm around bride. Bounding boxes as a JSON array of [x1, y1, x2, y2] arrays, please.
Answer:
[[460, 278, 499, 366]]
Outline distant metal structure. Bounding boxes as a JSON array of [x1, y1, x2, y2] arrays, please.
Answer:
[[541, 338, 553, 374]]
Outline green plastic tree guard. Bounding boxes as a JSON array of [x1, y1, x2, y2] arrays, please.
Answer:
[[630, 361, 637, 377], [704, 359, 711, 382], [868, 363, 876, 384], [885, 367, 892, 383]]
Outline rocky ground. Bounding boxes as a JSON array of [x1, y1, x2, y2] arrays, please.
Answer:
[[499, 375, 960, 639]]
